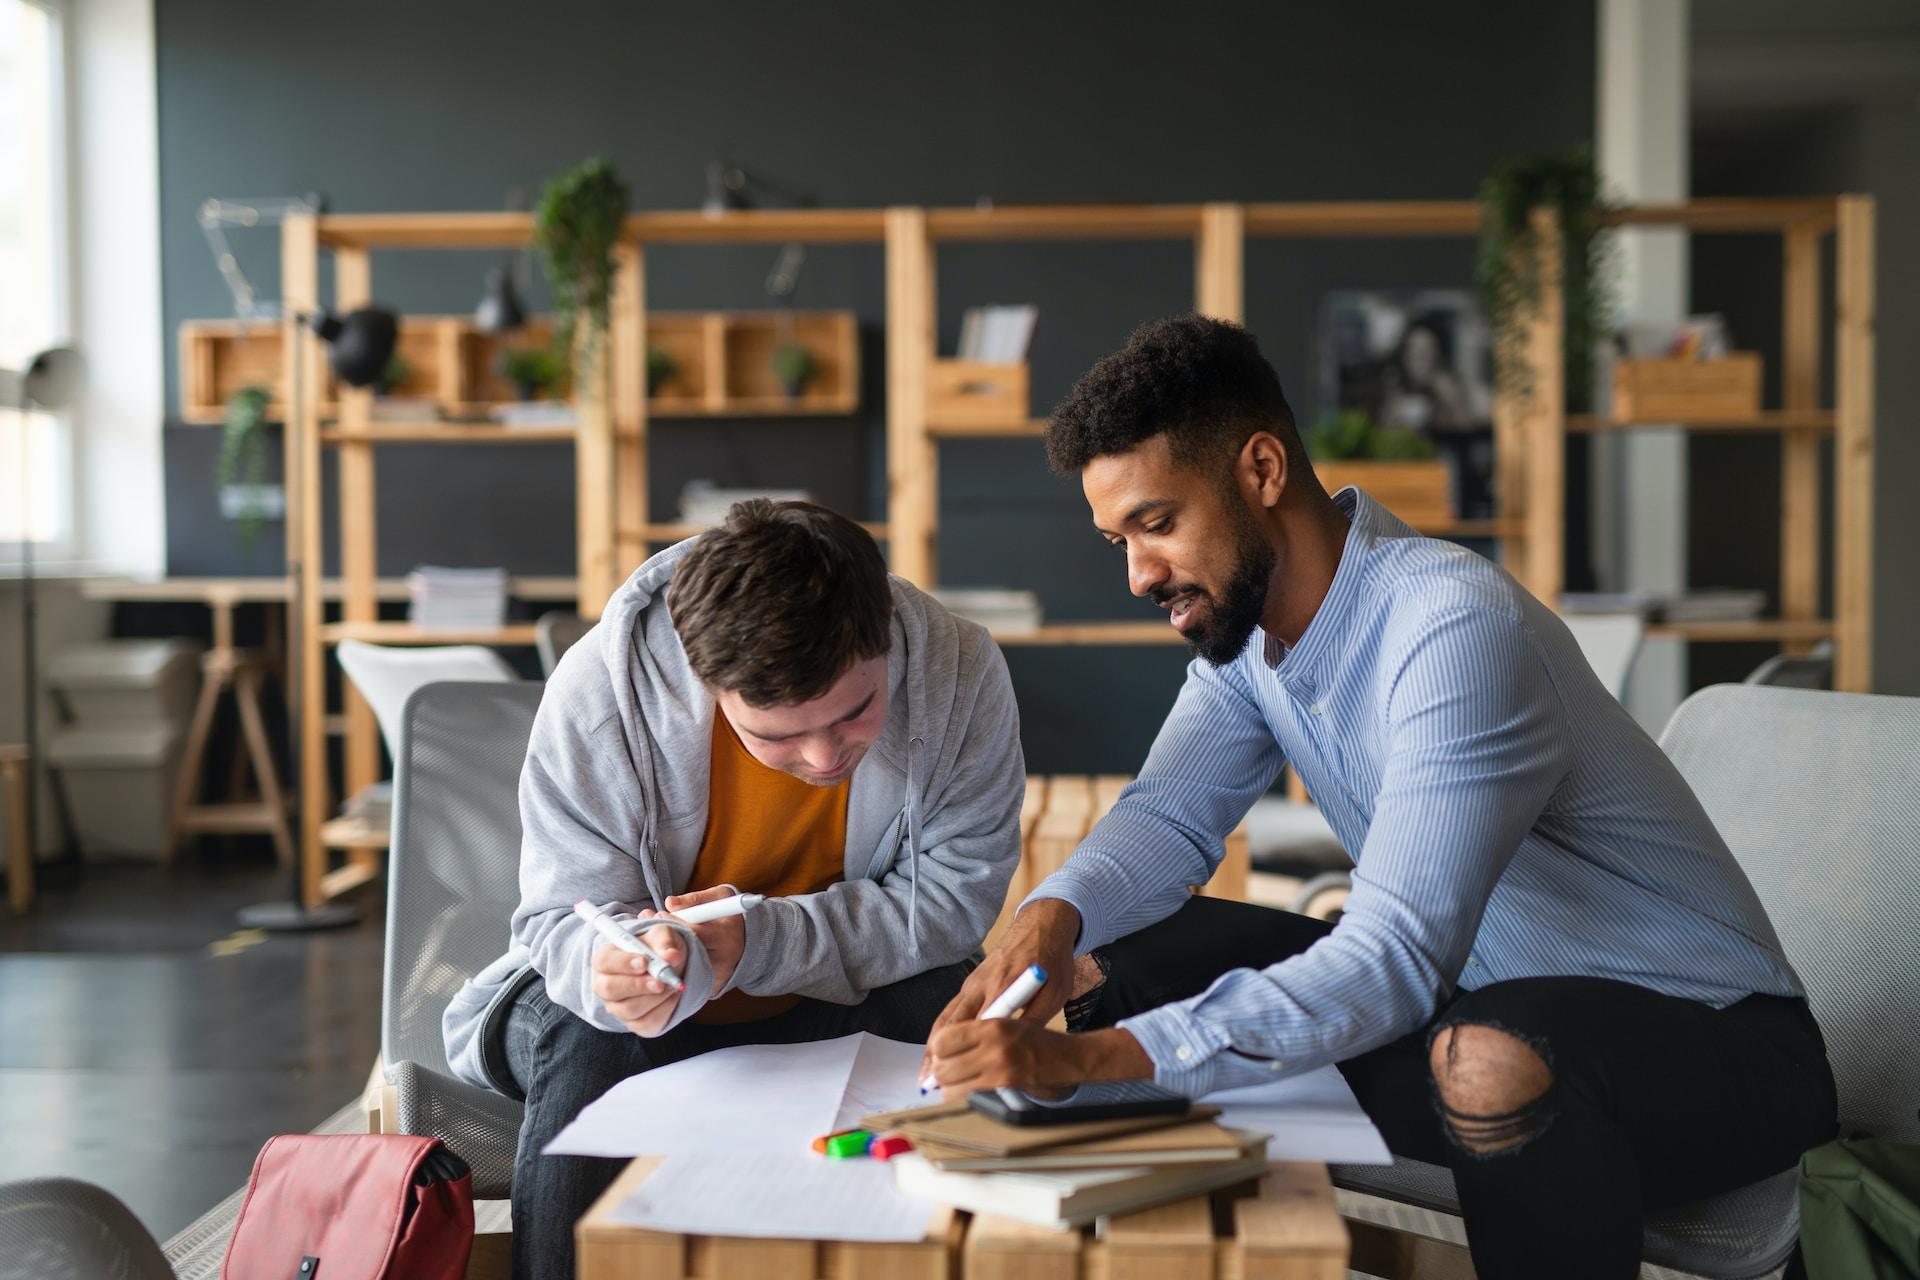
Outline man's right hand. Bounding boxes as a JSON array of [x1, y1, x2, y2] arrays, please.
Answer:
[[921, 898, 1082, 1088], [591, 922, 686, 1037]]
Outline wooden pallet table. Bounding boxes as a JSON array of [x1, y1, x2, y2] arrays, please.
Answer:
[[577, 1158, 1347, 1280]]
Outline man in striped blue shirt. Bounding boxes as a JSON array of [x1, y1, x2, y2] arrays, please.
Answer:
[[925, 316, 1837, 1277]]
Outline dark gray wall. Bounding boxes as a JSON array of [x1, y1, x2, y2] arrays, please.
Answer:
[[156, 0, 1596, 770], [1690, 104, 1919, 696]]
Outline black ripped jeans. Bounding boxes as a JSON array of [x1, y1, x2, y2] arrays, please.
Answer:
[[1070, 898, 1837, 1280]]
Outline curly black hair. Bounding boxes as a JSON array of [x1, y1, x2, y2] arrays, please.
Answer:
[[1045, 314, 1306, 478]]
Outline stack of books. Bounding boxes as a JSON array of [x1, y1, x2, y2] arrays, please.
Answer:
[[956, 304, 1039, 363], [406, 565, 509, 632], [865, 1100, 1267, 1229]]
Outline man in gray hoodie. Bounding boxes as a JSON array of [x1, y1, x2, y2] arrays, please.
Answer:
[[442, 500, 1024, 1280]]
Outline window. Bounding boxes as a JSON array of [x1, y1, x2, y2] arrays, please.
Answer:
[[0, 0, 70, 551]]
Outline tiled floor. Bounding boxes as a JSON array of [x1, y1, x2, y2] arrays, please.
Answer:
[[0, 850, 383, 1241]]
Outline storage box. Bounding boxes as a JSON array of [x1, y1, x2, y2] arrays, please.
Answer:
[[927, 360, 1030, 431], [1315, 460, 1453, 528], [47, 723, 184, 857], [1612, 353, 1762, 422], [46, 639, 202, 726]]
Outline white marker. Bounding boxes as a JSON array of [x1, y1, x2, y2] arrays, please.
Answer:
[[670, 892, 766, 925], [922, 963, 1049, 1094], [574, 899, 685, 992]]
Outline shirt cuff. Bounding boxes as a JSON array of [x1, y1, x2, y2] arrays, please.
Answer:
[[1019, 873, 1112, 955], [1116, 1002, 1238, 1096]]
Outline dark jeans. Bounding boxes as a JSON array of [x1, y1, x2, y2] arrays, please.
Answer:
[[1072, 898, 1837, 1280], [502, 962, 971, 1280]]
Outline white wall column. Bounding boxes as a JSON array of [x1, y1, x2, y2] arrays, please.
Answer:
[[1597, 0, 1689, 731], [66, 0, 164, 577]]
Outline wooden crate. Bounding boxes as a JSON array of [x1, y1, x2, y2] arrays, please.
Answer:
[[1313, 460, 1451, 528], [1611, 353, 1762, 422], [927, 360, 1030, 430], [177, 319, 338, 423], [577, 1159, 1347, 1280]]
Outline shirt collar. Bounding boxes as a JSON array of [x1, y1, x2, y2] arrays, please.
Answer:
[[1258, 487, 1377, 686]]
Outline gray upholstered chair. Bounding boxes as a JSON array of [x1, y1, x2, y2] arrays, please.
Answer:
[[1334, 684, 1920, 1278], [371, 680, 544, 1200], [534, 611, 594, 678], [0, 1178, 174, 1280]]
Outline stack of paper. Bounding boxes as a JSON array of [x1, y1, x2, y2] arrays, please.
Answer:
[[889, 1141, 1269, 1228], [956, 305, 1039, 363], [406, 565, 508, 632]]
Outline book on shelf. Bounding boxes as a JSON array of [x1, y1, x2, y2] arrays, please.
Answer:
[[890, 1133, 1268, 1229], [493, 401, 579, 429], [956, 304, 1038, 364], [1560, 589, 1766, 624], [370, 396, 441, 423], [406, 565, 509, 631]]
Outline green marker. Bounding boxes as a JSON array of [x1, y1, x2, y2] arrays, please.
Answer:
[[825, 1129, 874, 1159]]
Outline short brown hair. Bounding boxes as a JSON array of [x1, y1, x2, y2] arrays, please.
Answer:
[[668, 499, 892, 707]]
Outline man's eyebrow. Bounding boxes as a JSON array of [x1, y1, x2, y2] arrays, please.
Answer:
[[1099, 499, 1175, 536], [744, 688, 876, 742]]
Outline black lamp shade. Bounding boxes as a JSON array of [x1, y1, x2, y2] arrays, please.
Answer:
[[310, 307, 399, 388], [475, 266, 526, 333]]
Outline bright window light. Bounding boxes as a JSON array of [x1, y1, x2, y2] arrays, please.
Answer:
[[0, 0, 68, 548]]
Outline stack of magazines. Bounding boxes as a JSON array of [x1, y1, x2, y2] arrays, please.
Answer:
[[407, 565, 508, 632]]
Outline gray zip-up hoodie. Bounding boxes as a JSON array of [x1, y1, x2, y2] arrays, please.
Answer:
[[442, 538, 1024, 1091]]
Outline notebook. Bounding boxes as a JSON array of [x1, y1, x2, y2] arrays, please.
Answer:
[[889, 1135, 1268, 1228], [862, 1101, 1220, 1158], [913, 1117, 1255, 1171]]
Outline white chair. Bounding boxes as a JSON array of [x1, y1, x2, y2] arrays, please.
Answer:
[[335, 641, 517, 761], [1562, 611, 1646, 701]]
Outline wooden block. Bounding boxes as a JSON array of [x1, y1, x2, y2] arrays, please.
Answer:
[[464, 1228, 511, 1280], [576, 1158, 686, 1280], [1610, 353, 1762, 423], [1102, 1192, 1216, 1280], [1234, 1166, 1348, 1280], [1312, 461, 1451, 528], [837, 1206, 959, 1280], [1022, 776, 1049, 841], [1202, 824, 1251, 903], [928, 359, 1030, 430], [1045, 776, 1096, 816], [964, 1213, 1085, 1280], [1092, 775, 1133, 817], [707, 1235, 813, 1280]]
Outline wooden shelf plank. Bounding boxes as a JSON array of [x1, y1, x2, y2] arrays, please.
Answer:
[[319, 621, 540, 645], [319, 424, 583, 444], [927, 204, 1206, 241], [83, 575, 579, 603], [1244, 201, 1482, 237], [319, 814, 389, 850], [1566, 410, 1834, 433], [929, 418, 1049, 439], [634, 521, 889, 542], [1598, 197, 1839, 233], [1644, 618, 1835, 642], [651, 394, 859, 418], [627, 209, 888, 244], [992, 622, 1187, 646]]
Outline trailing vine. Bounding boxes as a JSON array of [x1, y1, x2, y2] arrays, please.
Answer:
[[215, 384, 273, 548], [534, 157, 631, 381], [1476, 146, 1617, 412]]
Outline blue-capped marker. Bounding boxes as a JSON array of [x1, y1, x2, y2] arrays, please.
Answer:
[[920, 963, 1049, 1094]]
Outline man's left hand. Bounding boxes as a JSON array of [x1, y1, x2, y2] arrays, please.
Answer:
[[646, 886, 747, 995], [926, 1018, 1155, 1095]]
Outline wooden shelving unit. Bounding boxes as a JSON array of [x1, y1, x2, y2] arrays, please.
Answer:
[[274, 196, 1875, 907], [180, 308, 858, 425]]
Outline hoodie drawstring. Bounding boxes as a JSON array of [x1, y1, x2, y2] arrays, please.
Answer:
[[905, 734, 924, 954]]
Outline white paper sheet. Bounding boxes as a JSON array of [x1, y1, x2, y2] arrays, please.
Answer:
[[1203, 1065, 1392, 1164], [610, 1152, 936, 1242], [544, 1034, 869, 1158]]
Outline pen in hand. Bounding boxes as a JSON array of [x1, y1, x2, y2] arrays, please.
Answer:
[[574, 899, 686, 992], [921, 963, 1049, 1094]]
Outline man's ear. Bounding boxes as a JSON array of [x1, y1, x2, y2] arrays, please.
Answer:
[[1242, 432, 1290, 510]]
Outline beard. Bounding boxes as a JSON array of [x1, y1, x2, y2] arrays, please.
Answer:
[[1172, 504, 1276, 667]]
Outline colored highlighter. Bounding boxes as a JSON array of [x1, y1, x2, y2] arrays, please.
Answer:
[[810, 1128, 860, 1155], [824, 1130, 874, 1159], [871, 1136, 914, 1162]]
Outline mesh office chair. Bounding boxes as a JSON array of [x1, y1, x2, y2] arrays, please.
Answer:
[[378, 680, 544, 1200], [0, 1178, 174, 1280], [1333, 684, 1920, 1278], [534, 612, 595, 678]]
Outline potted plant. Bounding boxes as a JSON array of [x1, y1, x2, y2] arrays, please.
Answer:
[[374, 354, 412, 398], [646, 346, 678, 397], [534, 157, 631, 382], [1304, 410, 1452, 527], [215, 385, 274, 548], [501, 347, 561, 401], [1476, 146, 1616, 412], [770, 343, 817, 398]]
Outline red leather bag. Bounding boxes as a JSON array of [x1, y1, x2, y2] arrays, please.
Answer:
[[222, 1133, 474, 1280]]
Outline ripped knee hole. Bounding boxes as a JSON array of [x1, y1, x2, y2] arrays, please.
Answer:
[[1429, 1021, 1557, 1156]]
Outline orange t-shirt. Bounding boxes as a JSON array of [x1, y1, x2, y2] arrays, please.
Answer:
[[688, 712, 850, 1023]]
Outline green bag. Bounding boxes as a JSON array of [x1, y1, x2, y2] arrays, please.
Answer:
[[1801, 1139, 1920, 1279]]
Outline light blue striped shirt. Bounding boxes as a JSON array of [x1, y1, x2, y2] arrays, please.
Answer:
[[1027, 488, 1803, 1098]]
